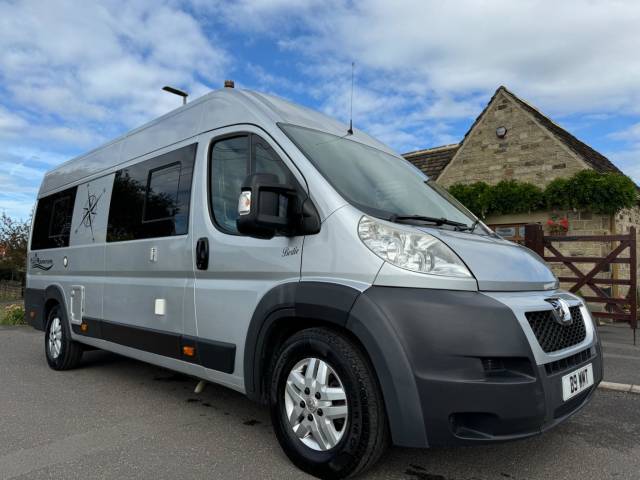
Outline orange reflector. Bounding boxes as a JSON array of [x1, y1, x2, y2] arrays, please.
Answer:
[[80, 323, 88, 332], [183, 346, 195, 357]]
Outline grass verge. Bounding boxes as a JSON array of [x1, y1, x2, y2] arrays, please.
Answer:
[[0, 303, 25, 325]]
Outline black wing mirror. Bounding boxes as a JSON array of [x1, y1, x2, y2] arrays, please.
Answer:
[[236, 173, 321, 239], [236, 173, 299, 239]]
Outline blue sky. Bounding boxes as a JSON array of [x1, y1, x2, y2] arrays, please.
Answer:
[[1, 0, 640, 220]]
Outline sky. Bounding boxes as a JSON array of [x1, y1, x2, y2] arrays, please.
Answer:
[[1, 0, 640, 220]]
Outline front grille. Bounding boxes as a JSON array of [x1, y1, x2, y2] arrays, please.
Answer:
[[525, 306, 586, 353], [544, 347, 592, 375]]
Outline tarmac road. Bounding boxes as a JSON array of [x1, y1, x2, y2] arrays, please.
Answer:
[[1, 325, 639, 480]]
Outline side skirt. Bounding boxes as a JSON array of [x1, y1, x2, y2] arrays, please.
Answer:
[[72, 317, 236, 374], [74, 334, 245, 394]]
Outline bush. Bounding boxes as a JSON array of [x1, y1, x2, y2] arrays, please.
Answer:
[[1, 304, 24, 325], [448, 171, 638, 218], [448, 182, 492, 218], [490, 180, 545, 215]]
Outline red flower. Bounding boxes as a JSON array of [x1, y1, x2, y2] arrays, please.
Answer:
[[546, 219, 554, 226], [559, 218, 569, 229]]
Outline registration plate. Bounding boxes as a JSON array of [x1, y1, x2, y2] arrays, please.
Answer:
[[561, 363, 594, 401]]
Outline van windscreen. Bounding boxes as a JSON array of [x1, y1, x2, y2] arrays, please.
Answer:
[[280, 124, 477, 229]]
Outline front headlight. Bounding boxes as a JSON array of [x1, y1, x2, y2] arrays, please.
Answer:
[[358, 216, 472, 278]]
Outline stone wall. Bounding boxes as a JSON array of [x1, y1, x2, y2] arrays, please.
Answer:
[[437, 90, 586, 188]]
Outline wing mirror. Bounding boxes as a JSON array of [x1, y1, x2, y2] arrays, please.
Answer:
[[237, 173, 319, 239]]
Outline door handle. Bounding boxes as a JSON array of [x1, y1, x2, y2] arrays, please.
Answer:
[[196, 237, 209, 270]]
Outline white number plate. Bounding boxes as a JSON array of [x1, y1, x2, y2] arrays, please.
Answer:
[[562, 363, 594, 401]]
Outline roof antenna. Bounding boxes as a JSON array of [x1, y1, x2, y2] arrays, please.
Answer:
[[162, 86, 188, 105], [347, 62, 354, 135]]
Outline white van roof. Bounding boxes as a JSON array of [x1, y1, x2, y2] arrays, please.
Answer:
[[40, 88, 395, 196]]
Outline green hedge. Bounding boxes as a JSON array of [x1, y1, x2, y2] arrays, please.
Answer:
[[448, 171, 637, 218]]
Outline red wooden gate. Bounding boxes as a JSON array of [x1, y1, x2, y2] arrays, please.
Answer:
[[524, 224, 637, 343]]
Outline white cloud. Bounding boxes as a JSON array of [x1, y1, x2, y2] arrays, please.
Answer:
[[0, 0, 230, 219], [209, 0, 640, 116], [610, 123, 640, 142], [0, 0, 228, 137], [0, 197, 35, 221], [609, 149, 640, 184], [0, 106, 28, 137]]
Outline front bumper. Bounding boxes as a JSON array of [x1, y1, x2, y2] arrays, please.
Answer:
[[350, 287, 602, 447], [416, 344, 602, 445]]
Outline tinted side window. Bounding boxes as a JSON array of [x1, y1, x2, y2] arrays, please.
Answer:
[[210, 134, 297, 235], [252, 136, 294, 184], [210, 136, 250, 234], [31, 186, 78, 250], [107, 143, 196, 242]]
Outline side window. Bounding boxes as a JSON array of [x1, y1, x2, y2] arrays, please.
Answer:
[[252, 136, 294, 184], [210, 136, 250, 234], [31, 186, 78, 250], [209, 134, 296, 235], [107, 143, 196, 242]]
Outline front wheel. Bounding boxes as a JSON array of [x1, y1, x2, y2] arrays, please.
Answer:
[[269, 328, 388, 479], [45, 304, 83, 370]]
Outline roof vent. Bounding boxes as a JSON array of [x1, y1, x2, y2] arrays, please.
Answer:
[[224, 80, 235, 88]]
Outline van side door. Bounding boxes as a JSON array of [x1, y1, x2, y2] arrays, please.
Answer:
[[102, 142, 197, 352], [192, 127, 306, 389]]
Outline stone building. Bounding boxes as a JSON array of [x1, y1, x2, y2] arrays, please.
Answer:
[[403, 86, 640, 302]]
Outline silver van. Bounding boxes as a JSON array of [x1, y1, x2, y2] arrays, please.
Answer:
[[25, 84, 602, 479]]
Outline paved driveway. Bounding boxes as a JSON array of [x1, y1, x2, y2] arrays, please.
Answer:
[[1, 326, 639, 480]]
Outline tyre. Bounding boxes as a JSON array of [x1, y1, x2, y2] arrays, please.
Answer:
[[269, 327, 388, 479], [45, 303, 83, 370]]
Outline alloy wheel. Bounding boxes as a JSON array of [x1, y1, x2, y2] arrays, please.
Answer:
[[284, 357, 349, 451]]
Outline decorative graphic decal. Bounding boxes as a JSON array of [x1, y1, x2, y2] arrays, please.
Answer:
[[75, 183, 105, 242], [282, 246, 300, 257], [30, 253, 54, 271]]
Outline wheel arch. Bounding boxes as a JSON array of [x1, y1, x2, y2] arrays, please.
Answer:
[[244, 281, 429, 448], [43, 284, 67, 328]]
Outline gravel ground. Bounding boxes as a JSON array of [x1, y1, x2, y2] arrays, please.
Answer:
[[1, 325, 639, 480]]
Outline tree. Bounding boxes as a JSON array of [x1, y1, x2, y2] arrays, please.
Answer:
[[0, 213, 30, 282]]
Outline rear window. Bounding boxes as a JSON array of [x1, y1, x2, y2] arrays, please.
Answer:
[[31, 186, 78, 250]]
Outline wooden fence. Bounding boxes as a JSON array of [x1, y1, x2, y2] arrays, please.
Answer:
[[524, 224, 637, 343]]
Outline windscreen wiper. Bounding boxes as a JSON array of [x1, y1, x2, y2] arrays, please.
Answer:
[[389, 214, 469, 229], [456, 218, 480, 232]]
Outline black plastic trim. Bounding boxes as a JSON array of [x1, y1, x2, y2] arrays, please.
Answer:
[[24, 287, 46, 330], [197, 337, 237, 373], [243, 281, 431, 449], [244, 281, 360, 402], [72, 317, 236, 374]]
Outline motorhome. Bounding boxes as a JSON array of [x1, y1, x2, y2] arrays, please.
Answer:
[[25, 84, 602, 479]]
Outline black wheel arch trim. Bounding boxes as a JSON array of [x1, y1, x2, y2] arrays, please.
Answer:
[[24, 285, 69, 332], [244, 281, 429, 448], [42, 285, 68, 330]]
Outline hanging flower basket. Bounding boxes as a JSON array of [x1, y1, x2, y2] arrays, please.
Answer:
[[547, 216, 569, 236]]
